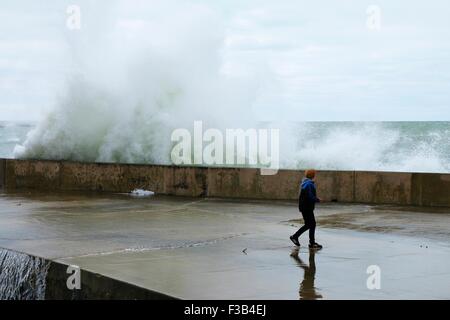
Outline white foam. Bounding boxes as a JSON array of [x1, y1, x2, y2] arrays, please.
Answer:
[[13, 0, 256, 165], [129, 189, 155, 197]]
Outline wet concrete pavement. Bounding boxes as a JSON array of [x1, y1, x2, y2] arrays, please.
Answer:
[[1, 191, 450, 299]]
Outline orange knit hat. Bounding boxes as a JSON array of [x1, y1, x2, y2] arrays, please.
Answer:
[[305, 169, 316, 179]]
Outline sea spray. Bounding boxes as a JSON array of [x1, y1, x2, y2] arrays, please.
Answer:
[[14, 0, 258, 164], [280, 122, 450, 173], [10, 1, 450, 174]]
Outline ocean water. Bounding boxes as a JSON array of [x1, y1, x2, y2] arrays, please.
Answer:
[[0, 122, 34, 159], [2, 120, 449, 173]]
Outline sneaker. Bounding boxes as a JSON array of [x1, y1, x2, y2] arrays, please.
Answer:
[[309, 242, 323, 250], [290, 236, 300, 247]]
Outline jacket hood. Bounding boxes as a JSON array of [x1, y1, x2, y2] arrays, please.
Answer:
[[301, 178, 315, 188]]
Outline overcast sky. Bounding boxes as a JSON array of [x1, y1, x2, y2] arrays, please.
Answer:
[[1, 0, 450, 121]]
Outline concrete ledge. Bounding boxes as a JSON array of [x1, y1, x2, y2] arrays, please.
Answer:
[[60, 162, 125, 192], [167, 166, 208, 197], [5, 159, 61, 190], [0, 247, 177, 300], [45, 261, 177, 300], [208, 168, 302, 200], [0, 159, 5, 191], [2, 159, 449, 206], [355, 171, 412, 205], [411, 173, 450, 207], [316, 171, 355, 202]]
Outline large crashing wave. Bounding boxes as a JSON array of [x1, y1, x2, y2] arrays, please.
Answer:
[[279, 122, 450, 173], [15, 78, 174, 164], [13, 1, 450, 173], [14, 1, 257, 164]]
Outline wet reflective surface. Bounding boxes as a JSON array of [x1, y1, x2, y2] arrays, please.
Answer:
[[290, 248, 323, 300], [1, 191, 450, 299]]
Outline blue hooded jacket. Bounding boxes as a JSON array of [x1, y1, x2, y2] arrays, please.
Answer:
[[298, 178, 320, 212]]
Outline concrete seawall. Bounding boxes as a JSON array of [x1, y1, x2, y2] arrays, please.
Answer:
[[0, 247, 176, 300], [0, 159, 5, 191], [1, 159, 449, 206]]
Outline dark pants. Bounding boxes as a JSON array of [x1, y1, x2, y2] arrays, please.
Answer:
[[293, 210, 316, 244]]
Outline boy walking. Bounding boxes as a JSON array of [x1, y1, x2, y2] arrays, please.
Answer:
[[290, 169, 323, 249]]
